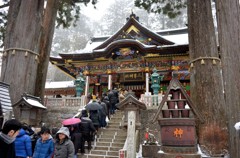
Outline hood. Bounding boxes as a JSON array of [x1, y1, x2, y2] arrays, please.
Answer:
[[17, 129, 26, 137], [56, 127, 70, 138]]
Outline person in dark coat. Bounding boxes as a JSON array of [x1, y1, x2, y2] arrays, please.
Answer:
[[79, 110, 96, 154], [108, 89, 118, 114], [102, 92, 110, 120], [14, 128, 32, 158], [68, 124, 82, 158], [0, 119, 22, 158], [98, 100, 108, 128], [89, 110, 100, 131]]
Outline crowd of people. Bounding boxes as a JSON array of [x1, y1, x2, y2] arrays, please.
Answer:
[[0, 114, 96, 158], [0, 88, 129, 158]]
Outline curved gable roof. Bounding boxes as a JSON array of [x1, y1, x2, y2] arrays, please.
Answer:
[[94, 17, 174, 50]]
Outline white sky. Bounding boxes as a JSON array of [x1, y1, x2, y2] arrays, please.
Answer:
[[81, 0, 115, 22]]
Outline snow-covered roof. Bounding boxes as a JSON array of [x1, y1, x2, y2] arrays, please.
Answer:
[[45, 81, 75, 89], [0, 82, 13, 115], [162, 33, 188, 45], [23, 97, 46, 109], [71, 28, 188, 54]]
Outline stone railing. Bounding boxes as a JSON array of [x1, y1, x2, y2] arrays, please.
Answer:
[[140, 94, 163, 107], [44, 96, 86, 107]]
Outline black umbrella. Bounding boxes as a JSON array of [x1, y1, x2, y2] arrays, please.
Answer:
[[85, 102, 102, 110]]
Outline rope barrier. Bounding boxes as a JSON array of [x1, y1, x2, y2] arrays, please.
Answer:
[[2, 48, 39, 56], [188, 56, 221, 67]]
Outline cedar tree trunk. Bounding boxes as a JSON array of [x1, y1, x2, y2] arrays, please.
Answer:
[[187, 0, 228, 156], [215, 0, 240, 157]]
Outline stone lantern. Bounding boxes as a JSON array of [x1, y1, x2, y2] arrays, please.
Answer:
[[150, 68, 163, 95], [74, 72, 85, 97]]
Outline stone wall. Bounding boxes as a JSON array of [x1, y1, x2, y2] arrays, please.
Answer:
[[41, 105, 80, 128]]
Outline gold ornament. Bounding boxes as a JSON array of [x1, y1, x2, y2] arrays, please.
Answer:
[[201, 59, 205, 65], [212, 59, 216, 65], [3, 51, 7, 57], [190, 63, 194, 68], [12, 50, 15, 55]]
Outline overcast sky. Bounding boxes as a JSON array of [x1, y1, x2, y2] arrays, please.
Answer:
[[81, 0, 115, 22]]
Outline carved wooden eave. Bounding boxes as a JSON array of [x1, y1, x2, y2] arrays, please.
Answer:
[[117, 94, 147, 111], [152, 76, 204, 123]]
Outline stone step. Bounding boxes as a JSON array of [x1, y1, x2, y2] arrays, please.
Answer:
[[90, 150, 107, 155], [100, 134, 115, 139], [115, 135, 127, 139], [96, 142, 111, 146], [78, 111, 125, 158], [83, 155, 118, 158], [97, 138, 113, 142], [107, 151, 119, 156], [111, 142, 125, 148], [96, 138, 126, 144], [109, 146, 122, 151], [93, 146, 109, 151]]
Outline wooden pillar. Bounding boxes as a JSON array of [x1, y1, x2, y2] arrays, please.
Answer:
[[108, 74, 112, 90], [85, 75, 90, 96], [127, 111, 136, 158], [145, 72, 149, 95]]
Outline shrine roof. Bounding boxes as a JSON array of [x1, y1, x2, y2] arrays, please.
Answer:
[[45, 80, 75, 89], [52, 15, 188, 58], [13, 93, 46, 110]]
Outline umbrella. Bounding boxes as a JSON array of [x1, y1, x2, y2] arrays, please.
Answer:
[[62, 118, 81, 126], [85, 102, 102, 111]]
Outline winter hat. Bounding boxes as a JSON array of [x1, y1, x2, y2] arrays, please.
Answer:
[[56, 127, 70, 138]]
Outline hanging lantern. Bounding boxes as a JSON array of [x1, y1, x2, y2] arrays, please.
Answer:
[[212, 59, 216, 65], [25, 51, 28, 57], [201, 59, 205, 65], [12, 49, 15, 55]]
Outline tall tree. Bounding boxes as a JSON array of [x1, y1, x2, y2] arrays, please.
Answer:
[[135, 0, 229, 156], [215, 0, 240, 157], [187, 0, 228, 155], [0, 0, 96, 119], [1, 0, 45, 118]]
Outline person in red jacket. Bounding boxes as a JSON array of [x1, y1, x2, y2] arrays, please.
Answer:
[[0, 119, 22, 158]]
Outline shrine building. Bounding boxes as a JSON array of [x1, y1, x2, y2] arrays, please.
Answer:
[[49, 13, 190, 98]]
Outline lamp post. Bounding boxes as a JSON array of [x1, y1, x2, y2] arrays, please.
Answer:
[[151, 68, 163, 95], [75, 72, 85, 97]]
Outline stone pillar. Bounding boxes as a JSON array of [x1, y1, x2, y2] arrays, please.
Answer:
[[145, 72, 149, 95], [108, 74, 112, 90], [127, 111, 136, 158]]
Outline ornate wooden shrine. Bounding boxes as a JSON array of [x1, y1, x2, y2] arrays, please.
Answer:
[[50, 13, 190, 97], [152, 75, 204, 158]]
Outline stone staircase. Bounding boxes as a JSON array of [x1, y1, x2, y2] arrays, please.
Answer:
[[78, 110, 127, 158]]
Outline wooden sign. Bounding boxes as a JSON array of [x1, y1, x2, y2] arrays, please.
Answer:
[[124, 72, 144, 82]]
